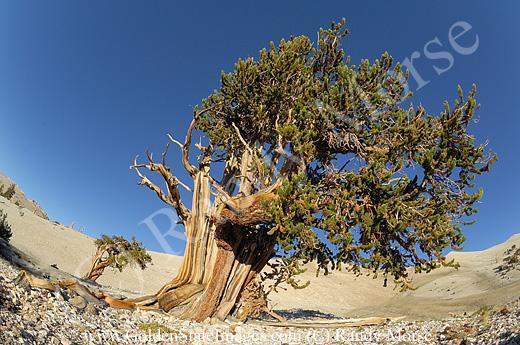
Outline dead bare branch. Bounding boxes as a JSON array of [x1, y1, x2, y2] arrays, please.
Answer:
[[180, 107, 214, 176], [130, 154, 191, 222], [166, 133, 184, 149]]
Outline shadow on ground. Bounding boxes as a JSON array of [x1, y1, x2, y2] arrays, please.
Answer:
[[499, 332, 520, 345], [275, 308, 338, 320]]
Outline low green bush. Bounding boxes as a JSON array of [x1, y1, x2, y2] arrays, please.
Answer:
[[0, 210, 12, 242]]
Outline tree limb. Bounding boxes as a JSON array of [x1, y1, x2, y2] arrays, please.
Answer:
[[168, 107, 233, 201], [178, 107, 214, 177], [130, 154, 191, 222], [231, 122, 266, 188]]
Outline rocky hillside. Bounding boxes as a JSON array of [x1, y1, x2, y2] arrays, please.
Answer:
[[0, 174, 48, 220]]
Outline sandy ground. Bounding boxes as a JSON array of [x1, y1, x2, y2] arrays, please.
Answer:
[[0, 190, 519, 320]]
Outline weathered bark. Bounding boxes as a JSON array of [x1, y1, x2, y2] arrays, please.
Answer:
[[166, 221, 275, 322], [83, 250, 110, 282], [130, 134, 281, 322], [156, 171, 213, 308], [152, 152, 278, 322]]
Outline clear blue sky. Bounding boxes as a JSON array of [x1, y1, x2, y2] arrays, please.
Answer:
[[1, 1, 518, 254]]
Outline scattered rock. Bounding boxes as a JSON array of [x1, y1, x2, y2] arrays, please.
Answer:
[[85, 303, 98, 315], [68, 296, 87, 310], [0, 255, 519, 344]]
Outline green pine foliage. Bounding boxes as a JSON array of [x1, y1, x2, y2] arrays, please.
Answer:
[[0, 210, 12, 243], [195, 19, 495, 287], [94, 235, 152, 272]]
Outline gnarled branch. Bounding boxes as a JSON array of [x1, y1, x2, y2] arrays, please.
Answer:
[[169, 107, 234, 201], [178, 107, 214, 177], [130, 151, 191, 222], [231, 122, 266, 188]]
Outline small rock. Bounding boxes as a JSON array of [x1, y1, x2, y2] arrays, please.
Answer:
[[85, 304, 98, 315], [22, 313, 36, 322], [69, 296, 87, 310]]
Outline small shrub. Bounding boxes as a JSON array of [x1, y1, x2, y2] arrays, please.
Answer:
[[0, 210, 12, 242], [83, 234, 152, 281], [0, 184, 16, 200], [496, 245, 520, 275], [504, 245, 520, 265], [476, 305, 491, 326]]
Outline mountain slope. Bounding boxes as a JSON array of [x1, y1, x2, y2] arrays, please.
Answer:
[[0, 174, 48, 220]]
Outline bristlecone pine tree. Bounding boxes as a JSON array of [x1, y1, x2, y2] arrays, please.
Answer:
[[83, 235, 152, 282], [130, 19, 496, 322]]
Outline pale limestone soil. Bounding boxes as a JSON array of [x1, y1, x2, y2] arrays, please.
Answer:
[[2, 256, 520, 345]]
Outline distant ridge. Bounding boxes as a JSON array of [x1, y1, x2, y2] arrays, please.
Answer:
[[0, 174, 48, 220]]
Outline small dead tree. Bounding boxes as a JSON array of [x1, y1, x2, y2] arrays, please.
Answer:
[[83, 235, 152, 282]]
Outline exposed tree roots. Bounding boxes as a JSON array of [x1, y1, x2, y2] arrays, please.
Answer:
[[13, 270, 404, 328]]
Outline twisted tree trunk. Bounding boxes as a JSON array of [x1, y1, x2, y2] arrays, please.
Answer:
[[153, 170, 277, 321], [130, 114, 286, 321], [83, 249, 110, 282]]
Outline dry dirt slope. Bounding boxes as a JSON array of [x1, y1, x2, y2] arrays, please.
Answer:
[[0, 188, 519, 320]]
